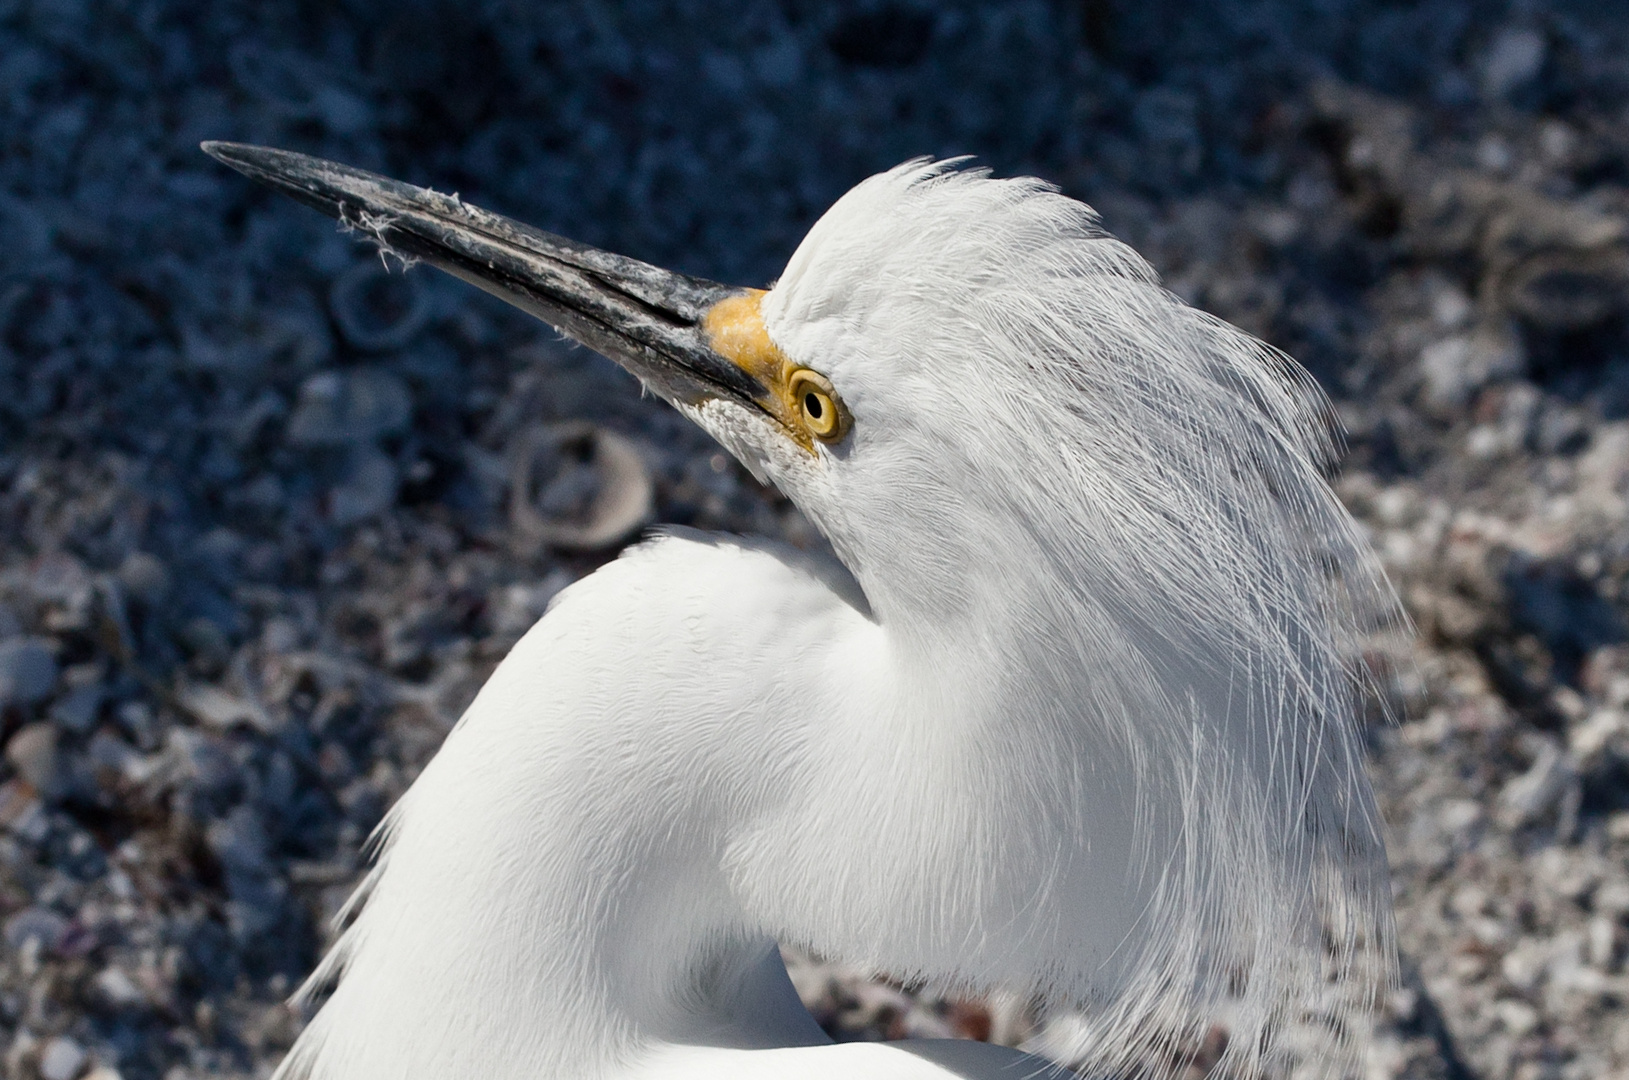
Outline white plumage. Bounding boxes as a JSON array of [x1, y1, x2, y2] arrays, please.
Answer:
[[204, 147, 1399, 1080]]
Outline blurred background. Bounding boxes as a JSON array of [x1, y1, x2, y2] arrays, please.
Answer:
[[3, 1, 1629, 1077]]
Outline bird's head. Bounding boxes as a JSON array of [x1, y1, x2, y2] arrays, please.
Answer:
[[198, 139, 1396, 818], [187, 149, 988, 621], [197, 147, 1348, 635]]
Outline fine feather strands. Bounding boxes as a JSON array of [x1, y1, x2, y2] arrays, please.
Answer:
[[761, 160, 1400, 1079]]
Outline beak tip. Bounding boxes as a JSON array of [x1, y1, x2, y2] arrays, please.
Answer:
[[200, 141, 283, 188], [199, 140, 246, 167]]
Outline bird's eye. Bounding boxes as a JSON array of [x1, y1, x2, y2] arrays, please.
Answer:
[[786, 368, 849, 442]]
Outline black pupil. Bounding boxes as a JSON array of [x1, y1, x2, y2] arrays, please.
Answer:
[[804, 393, 823, 420]]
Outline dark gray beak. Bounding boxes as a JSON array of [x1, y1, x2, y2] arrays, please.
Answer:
[[200, 141, 766, 407]]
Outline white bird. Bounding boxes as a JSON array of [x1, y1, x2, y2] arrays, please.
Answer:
[[203, 143, 1399, 1080]]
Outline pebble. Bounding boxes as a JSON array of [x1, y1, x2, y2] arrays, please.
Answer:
[[4, 907, 68, 952], [0, 637, 58, 707], [1418, 328, 1524, 409], [49, 684, 103, 734], [1498, 739, 1576, 828], [5, 724, 60, 795], [0, 779, 41, 830], [116, 552, 171, 604], [36, 1036, 86, 1080], [328, 261, 433, 351], [93, 965, 146, 1008], [509, 423, 654, 550], [176, 684, 279, 736], [328, 443, 401, 526], [1479, 27, 1547, 98], [285, 369, 413, 447]]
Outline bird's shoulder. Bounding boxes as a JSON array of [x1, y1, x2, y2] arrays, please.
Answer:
[[478, 529, 874, 714], [543, 527, 869, 643], [439, 528, 878, 772]]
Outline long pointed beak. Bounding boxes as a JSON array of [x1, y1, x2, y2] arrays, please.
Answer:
[[200, 141, 767, 409]]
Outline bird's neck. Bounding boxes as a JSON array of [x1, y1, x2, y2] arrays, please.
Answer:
[[288, 726, 807, 1080], [281, 536, 1096, 1080], [284, 684, 827, 1078]]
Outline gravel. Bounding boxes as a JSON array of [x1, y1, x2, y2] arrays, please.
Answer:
[[0, 641, 57, 710], [4, 1, 1629, 1078]]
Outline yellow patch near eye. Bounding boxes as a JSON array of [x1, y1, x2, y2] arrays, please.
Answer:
[[702, 290, 851, 448], [702, 290, 787, 388]]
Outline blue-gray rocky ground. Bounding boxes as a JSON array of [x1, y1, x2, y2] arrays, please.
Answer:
[[3, 2, 1629, 1078]]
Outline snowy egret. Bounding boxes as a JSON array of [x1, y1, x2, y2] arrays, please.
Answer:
[[203, 143, 1399, 1080]]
